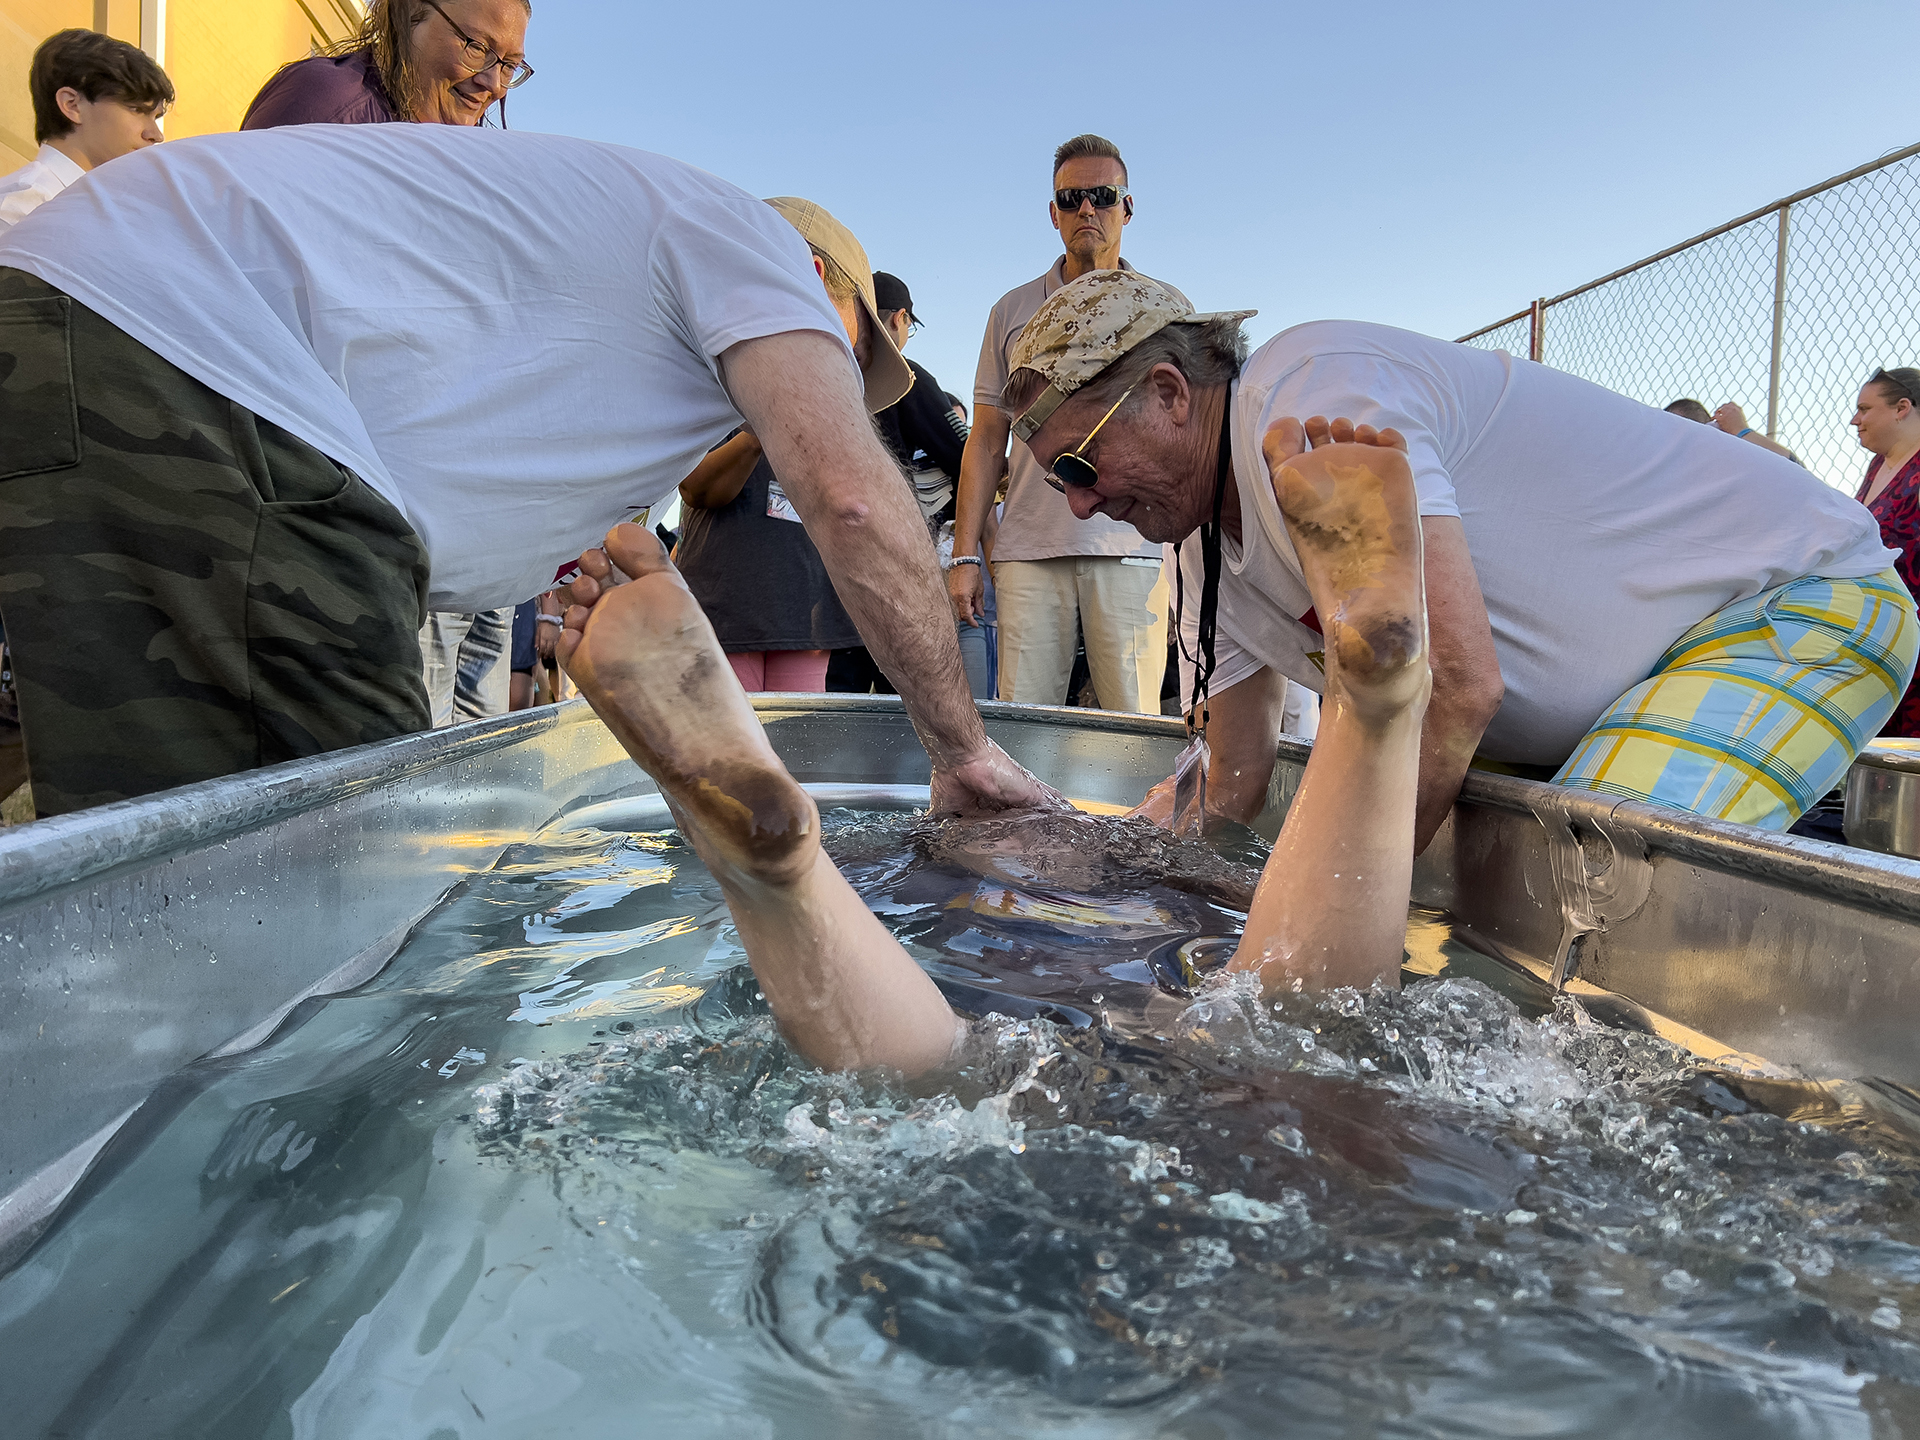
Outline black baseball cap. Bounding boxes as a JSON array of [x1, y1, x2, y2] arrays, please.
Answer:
[[873, 271, 921, 325]]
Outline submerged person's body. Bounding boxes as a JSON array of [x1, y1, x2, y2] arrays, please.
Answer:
[[555, 404, 1433, 1072]]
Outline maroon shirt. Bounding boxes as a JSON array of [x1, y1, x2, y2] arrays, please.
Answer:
[[1857, 449, 1920, 736], [241, 50, 399, 129]]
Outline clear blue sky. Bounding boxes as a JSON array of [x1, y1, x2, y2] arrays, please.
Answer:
[[509, 0, 1914, 410]]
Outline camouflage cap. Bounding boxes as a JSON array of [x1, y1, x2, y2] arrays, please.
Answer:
[[1008, 271, 1256, 441]]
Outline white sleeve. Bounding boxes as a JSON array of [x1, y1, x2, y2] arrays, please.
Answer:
[[1257, 351, 1461, 519], [648, 194, 852, 379]]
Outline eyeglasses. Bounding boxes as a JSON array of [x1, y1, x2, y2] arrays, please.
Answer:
[[1053, 185, 1129, 212], [1045, 384, 1136, 493], [422, 0, 535, 87], [1870, 367, 1920, 407]]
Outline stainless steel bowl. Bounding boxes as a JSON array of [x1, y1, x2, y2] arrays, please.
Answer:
[[1844, 740, 1920, 857]]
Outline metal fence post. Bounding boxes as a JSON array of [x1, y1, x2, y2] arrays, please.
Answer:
[[1767, 203, 1791, 438], [1529, 298, 1545, 363]]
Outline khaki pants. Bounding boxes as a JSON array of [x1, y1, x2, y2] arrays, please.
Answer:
[[993, 556, 1168, 712]]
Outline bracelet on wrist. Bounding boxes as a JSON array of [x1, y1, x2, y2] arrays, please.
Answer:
[[946, 555, 983, 570], [1736, 427, 1754, 438], [536, 614, 565, 626]]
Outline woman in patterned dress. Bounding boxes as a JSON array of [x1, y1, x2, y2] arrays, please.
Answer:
[[1854, 366, 1920, 736]]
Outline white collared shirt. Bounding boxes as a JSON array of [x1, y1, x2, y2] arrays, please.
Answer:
[[0, 143, 86, 231]]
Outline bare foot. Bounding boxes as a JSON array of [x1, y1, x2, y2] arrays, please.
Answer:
[[1263, 416, 1430, 725], [558, 524, 817, 887]]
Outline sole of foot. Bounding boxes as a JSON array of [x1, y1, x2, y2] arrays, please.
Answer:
[[557, 523, 818, 888], [1263, 417, 1431, 726]]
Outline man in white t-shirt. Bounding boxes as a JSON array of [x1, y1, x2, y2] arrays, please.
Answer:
[[0, 29, 171, 231], [946, 134, 1170, 713], [0, 125, 1053, 829], [998, 271, 1916, 842]]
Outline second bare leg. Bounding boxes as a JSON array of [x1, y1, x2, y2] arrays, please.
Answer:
[[1230, 417, 1432, 993]]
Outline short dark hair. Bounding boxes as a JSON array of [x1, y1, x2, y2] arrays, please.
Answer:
[[1665, 398, 1712, 424], [1053, 133, 1126, 185], [31, 28, 173, 144], [1869, 367, 1920, 410]]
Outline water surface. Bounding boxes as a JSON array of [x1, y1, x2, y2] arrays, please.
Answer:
[[1, 805, 1916, 1437]]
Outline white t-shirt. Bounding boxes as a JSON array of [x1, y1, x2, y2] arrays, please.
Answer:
[[0, 143, 84, 230], [0, 126, 851, 610], [974, 258, 1161, 563], [1177, 321, 1895, 766]]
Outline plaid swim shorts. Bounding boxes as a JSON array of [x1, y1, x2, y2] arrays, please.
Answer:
[[1552, 568, 1918, 830]]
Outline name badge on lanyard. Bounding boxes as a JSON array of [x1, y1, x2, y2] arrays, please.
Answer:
[[766, 481, 804, 524]]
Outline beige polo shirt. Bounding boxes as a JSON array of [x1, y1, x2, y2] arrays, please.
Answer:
[[973, 256, 1162, 563]]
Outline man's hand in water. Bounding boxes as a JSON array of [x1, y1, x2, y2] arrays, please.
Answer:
[[930, 742, 1069, 819]]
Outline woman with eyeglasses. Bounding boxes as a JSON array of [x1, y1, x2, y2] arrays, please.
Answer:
[[241, 1, 535, 725], [242, 0, 532, 130], [1853, 366, 1920, 735]]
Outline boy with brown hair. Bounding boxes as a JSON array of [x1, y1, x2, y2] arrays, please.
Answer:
[[1, 28, 173, 230]]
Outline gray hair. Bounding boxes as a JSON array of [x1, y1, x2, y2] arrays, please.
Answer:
[[1002, 317, 1249, 420], [1053, 132, 1127, 185]]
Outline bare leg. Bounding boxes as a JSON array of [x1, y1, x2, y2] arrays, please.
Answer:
[[1229, 417, 1432, 993], [557, 524, 965, 1075]]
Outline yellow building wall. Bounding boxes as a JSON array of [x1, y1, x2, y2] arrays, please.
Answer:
[[1, 0, 361, 171]]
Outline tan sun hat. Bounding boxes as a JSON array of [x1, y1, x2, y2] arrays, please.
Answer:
[[765, 196, 913, 413], [1008, 270, 1256, 440]]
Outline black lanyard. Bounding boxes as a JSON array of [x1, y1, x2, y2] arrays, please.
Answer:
[[1172, 392, 1234, 736]]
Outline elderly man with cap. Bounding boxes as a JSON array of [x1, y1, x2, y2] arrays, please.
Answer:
[[559, 314, 1444, 1071], [997, 272, 1913, 846], [0, 126, 1052, 828]]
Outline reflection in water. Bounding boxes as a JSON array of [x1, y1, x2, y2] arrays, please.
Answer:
[[2, 807, 1917, 1438], [470, 811, 1920, 1432]]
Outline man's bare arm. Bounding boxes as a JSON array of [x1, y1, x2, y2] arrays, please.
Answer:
[[679, 431, 762, 510], [720, 330, 1062, 814], [947, 405, 1011, 626], [1413, 516, 1504, 852], [1130, 667, 1287, 828]]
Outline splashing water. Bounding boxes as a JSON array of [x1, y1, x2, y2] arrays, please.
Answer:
[[1, 806, 1915, 1438]]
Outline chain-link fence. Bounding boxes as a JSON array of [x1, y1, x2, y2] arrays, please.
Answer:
[[1460, 142, 1920, 492]]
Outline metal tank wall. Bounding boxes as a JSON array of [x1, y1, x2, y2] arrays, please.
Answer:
[[3, 695, 1920, 1278]]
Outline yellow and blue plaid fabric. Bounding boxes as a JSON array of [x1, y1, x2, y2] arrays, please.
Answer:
[[1552, 568, 1918, 830]]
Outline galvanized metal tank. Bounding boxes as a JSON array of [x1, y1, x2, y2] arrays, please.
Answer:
[[4, 696, 1919, 1273]]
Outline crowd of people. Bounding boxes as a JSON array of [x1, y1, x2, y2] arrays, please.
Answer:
[[3, 7, 1919, 1071]]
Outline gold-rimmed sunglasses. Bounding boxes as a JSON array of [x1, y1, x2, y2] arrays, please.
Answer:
[[1044, 384, 1137, 494]]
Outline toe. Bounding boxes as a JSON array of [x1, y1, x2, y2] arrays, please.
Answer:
[[1304, 416, 1333, 448], [1329, 417, 1356, 444], [604, 522, 670, 578], [1262, 416, 1308, 470]]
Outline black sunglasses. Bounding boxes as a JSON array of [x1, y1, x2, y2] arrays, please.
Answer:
[[1870, 367, 1920, 407], [1054, 185, 1129, 212], [1044, 384, 1136, 493]]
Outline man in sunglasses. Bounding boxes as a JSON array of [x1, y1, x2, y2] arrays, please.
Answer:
[[1004, 271, 1914, 844], [948, 133, 1171, 714]]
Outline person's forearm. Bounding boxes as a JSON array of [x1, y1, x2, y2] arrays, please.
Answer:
[[1130, 668, 1284, 829], [678, 431, 762, 509], [722, 331, 988, 769], [1742, 430, 1799, 462], [953, 415, 1008, 557], [1411, 516, 1504, 853], [1412, 689, 1487, 852]]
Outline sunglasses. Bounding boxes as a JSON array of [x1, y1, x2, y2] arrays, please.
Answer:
[[1870, 367, 1920, 407], [1053, 185, 1129, 212], [1045, 384, 1136, 493]]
